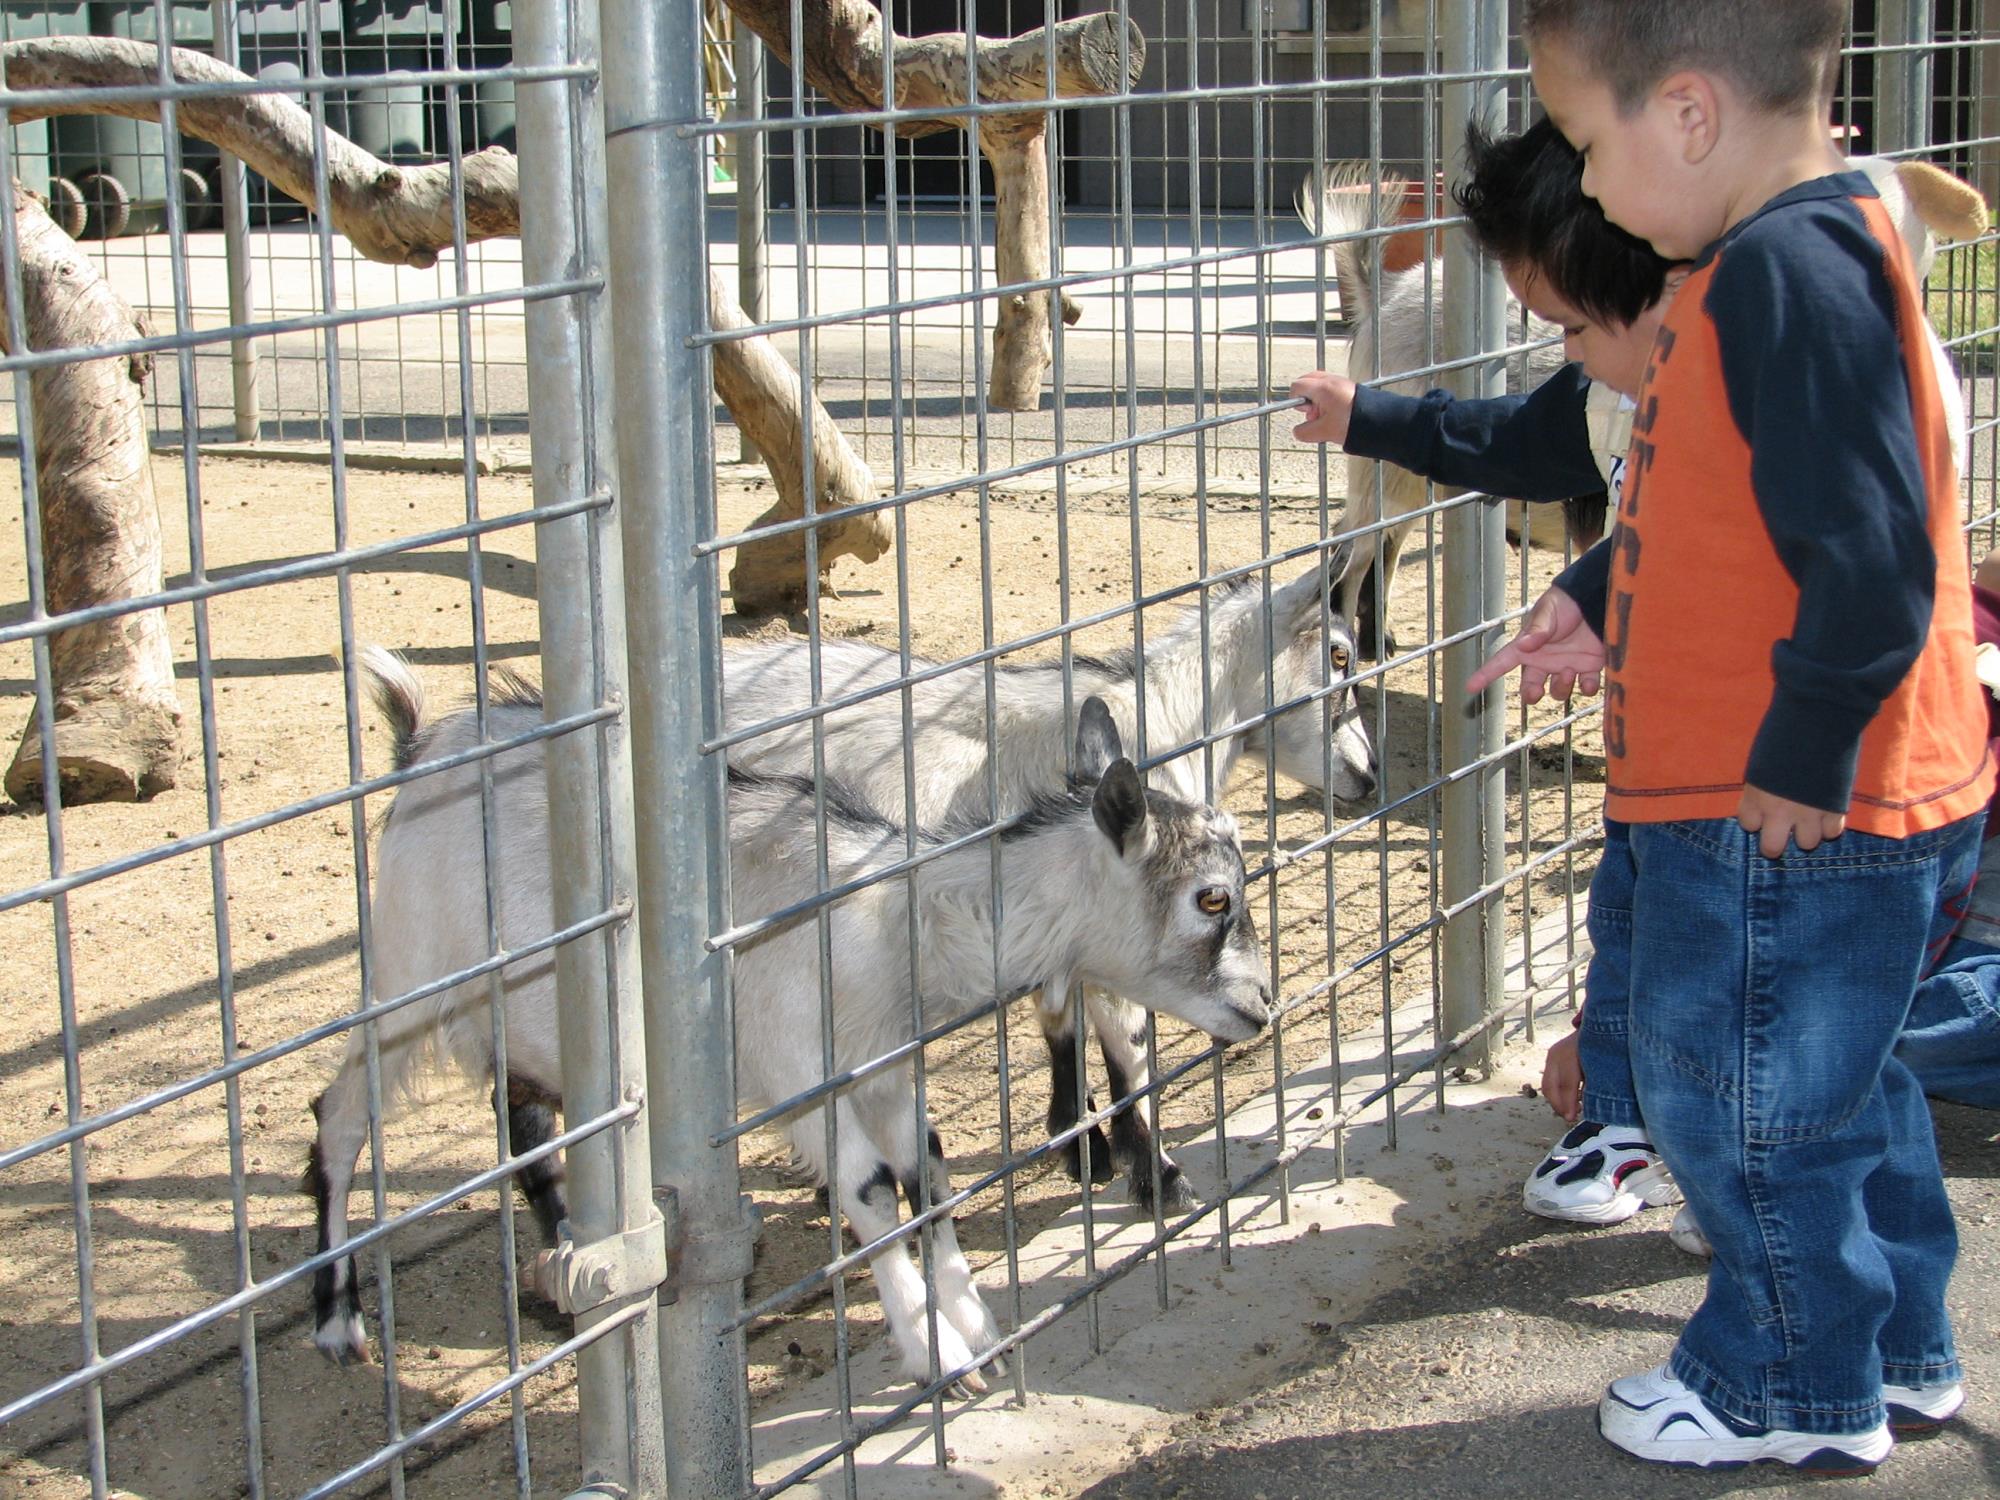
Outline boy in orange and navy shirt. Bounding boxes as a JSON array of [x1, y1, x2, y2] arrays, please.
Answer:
[[1474, 0, 1996, 1475]]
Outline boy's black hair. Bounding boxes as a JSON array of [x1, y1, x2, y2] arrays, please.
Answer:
[[1455, 118, 1671, 328], [1522, 0, 1845, 117]]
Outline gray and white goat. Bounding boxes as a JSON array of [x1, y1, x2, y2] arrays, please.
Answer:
[[307, 655, 1270, 1391], [724, 544, 1372, 1211], [1296, 164, 1572, 658]]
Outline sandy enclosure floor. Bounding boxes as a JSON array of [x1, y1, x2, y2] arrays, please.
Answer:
[[0, 455, 1596, 1499]]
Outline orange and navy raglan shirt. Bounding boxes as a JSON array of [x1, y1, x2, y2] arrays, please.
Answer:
[[1553, 171, 1993, 837]]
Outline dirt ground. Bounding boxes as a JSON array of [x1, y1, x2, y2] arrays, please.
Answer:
[[0, 453, 1594, 1499]]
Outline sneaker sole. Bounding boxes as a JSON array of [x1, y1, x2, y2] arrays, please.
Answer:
[[1886, 1385, 1964, 1433], [1597, 1408, 1892, 1474], [1889, 1411, 1950, 1435], [1522, 1186, 1647, 1225], [1623, 1162, 1685, 1207]]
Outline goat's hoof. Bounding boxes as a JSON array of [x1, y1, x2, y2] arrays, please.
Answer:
[[313, 1314, 371, 1367], [1060, 1125, 1116, 1186], [946, 1364, 990, 1399], [1131, 1164, 1201, 1218]]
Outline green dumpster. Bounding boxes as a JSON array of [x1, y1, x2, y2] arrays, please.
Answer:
[[340, 0, 443, 163], [461, 0, 511, 152], [58, 0, 215, 236], [0, 2, 90, 237]]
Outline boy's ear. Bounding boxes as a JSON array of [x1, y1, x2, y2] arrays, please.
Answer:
[[1658, 69, 1722, 165]]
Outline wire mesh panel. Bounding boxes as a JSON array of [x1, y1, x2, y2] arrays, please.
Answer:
[[610, 0, 2000, 1494], [0, 1, 666, 1495], [0, 0, 748, 454], [0, 0, 1993, 1495], [614, 0, 1592, 1492]]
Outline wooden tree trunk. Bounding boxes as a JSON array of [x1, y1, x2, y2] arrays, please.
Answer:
[[0, 37, 877, 649], [3, 183, 180, 804], [724, 1, 1144, 409], [710, 272, 889, 613]]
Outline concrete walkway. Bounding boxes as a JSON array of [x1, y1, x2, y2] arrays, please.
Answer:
[[1085, 1102, 2000, 1500]]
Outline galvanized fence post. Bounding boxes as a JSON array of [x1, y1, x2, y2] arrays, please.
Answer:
[[1439, 0, 1511, 1071], [516, 0, 671, 1494], [733, 20, 767, 466], [1979, 0, 2000, 210], [1877, 0, 1934, 156], [599, 0, 753, 1491], [209, 0, 258, 440]]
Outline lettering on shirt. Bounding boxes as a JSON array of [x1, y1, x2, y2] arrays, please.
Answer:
[[1605, 326, 1676, 762]]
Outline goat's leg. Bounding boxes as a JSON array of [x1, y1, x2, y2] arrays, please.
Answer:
[[303, 1048, 373, 1365], [1343, 458, 1428, 661], [1037, 985, 1112, 1186], [1091, 991, 1198, 1215], [821, 1098, 984, 1395], [877, 1109, 1005, 1377], [498, 1074, 567, 1244]]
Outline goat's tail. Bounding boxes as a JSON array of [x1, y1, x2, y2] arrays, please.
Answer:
[[357, 645, 429, 773], [1294, 162, 1408, 334]]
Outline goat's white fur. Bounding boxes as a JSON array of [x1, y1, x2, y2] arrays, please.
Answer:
[[723, 554, 1373, 1205], [310, 658, 1270, 1388], [1297, 156, 1979, 645], [725, 556, 1373, 815]]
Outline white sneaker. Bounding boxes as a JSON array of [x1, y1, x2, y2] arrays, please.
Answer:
[[1668, 1204, 1713, 1258], [1523, 1120, 1681, 1224], [1599, 1363, 1893, 1473], [1883, 1380, 1964, 1432]]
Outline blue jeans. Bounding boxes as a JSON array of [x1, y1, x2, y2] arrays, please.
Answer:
[[1586, 813, 1982, 1434], [1578, 820, 1641, 1131], [1900, 931, 2000, 1109], [1583, 825, 2000, 1118]]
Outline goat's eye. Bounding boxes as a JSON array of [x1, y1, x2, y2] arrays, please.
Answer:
[[1330, 645, 1350, 671], [1196, 887, 1230, 917]]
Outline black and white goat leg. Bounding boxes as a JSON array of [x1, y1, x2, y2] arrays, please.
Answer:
[[821, 1083, 1005, 1393], [1090, 989, 1197, 1215], [499, 1075, 568, 1244], [305, 1054, 372, 1365], [897, 1117, 1009, 1391], [1338, 462, 1418, 662], [1038, 986, 1113, 1187]]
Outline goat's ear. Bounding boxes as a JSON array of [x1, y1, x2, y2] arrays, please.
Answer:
[[1092, 757, 1149, 857], [1075, 695, 1124, 780]]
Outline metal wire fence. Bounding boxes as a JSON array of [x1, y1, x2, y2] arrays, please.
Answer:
[[0, 1, 1992, 1498]]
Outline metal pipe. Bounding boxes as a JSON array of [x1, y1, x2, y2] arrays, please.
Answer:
[[1980, 4, 2000, 209], [210, 0, 258, 440], [599, 0, 749, 1490], [1439, 0, 1510, 1072], [733, 22, 767, 464], [517, 0, 667, 1492], [1876, 0, 1934, 156]]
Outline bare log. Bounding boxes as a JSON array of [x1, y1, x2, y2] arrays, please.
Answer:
[[1, 37, 514, 271], [725, 2, 1145, 409], [0, 34, 879, 619], [710, 272, 889, 614], [983, 117, 1054, 411], [726, 1, 1141, 132], [4, 184, 180, 804]]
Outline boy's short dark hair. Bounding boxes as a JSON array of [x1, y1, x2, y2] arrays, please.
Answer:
[[1455, 118, 1671, 328], [1522, 0, 1845, 116]]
